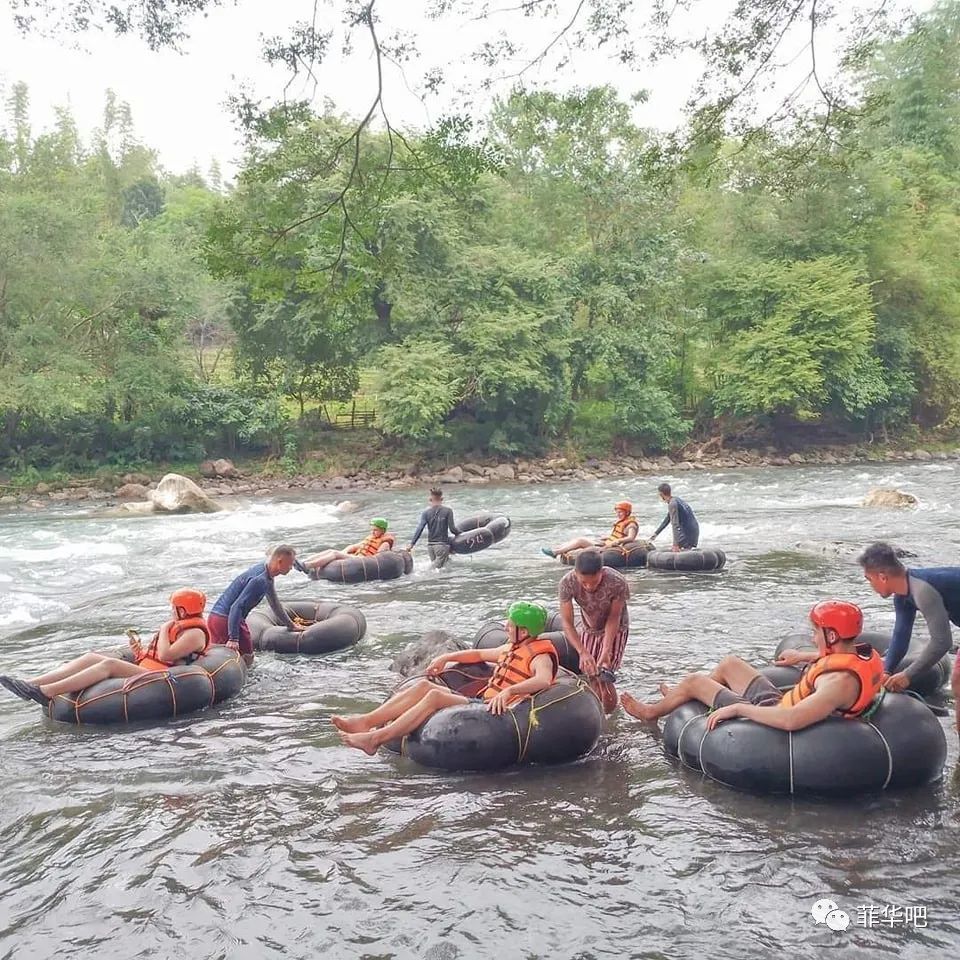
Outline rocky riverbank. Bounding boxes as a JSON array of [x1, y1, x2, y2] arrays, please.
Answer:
[[2, 443, 958, 511]]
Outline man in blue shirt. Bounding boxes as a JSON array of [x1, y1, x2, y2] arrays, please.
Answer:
[[208, 545, 300, 665], [859, 541, 960, 736], [650, 483, 699, 551]]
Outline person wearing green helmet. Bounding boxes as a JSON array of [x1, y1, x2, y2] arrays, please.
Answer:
[[297, 518, 397, 577], [335, 601, 560, 755]]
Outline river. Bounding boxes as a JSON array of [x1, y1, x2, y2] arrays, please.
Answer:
[[0, 462, 958, 959]]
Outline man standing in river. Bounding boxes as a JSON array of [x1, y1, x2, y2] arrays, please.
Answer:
[[650, 483, 699, 551], [858, 541, 960, 739], [558, 549, 630, 713], [208, 545, 300, 666], [406, 487, 461, 569]]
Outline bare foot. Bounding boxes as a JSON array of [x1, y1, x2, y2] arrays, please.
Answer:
[[339, 730, 379, 755], [331, 714, 370, 733], [620, 692, 658, 722], [658, 681, 672, 697]]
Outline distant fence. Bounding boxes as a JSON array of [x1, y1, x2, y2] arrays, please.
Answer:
[[330, 399, 377, 429]]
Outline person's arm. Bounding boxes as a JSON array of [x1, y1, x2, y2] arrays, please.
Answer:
[[155, 626, 207, 662], [487, 653, 555, 715], [899, 580, 953, 679], [425, 645, 505, 676], [345, 542, 361, 555], [559, 595, 596, 676], [883, 595, 917, 675], [599, 597, 626, 669], [707, 673, 859, 732], [446, 507, 461, 538], [264, 577, 298, 631], [652, 513, 669, 538], [669, 500, 681, 549], [408, 511, 428, 549], [774, 649, 820, 666], [376, 538, 394, 554]]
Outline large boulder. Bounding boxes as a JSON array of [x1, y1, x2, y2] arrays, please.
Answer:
[[199, 460, 218, 478], [213, 458, 239, 479], [115, 482, 149, 501], [148, 474, 222, 514], [390, 630, 467, 677], [439, 466, 464, 483], [334, 500, 361, 514], [793, 540, 918, 562], [492, 463, 515, 481], [862, 488, 918, 509]]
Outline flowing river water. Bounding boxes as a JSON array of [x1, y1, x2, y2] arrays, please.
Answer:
[[1, 462, 959, 959]]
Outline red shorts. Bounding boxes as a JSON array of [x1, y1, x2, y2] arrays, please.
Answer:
[[580, 627, 630, 672], [208, 613, 253, 657]]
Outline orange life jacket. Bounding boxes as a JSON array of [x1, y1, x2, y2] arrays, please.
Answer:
[[779, 643, 883, 718], [139, 616, 210, 669], [357, 531, 395, 557], [481, 638, 559, 702], [605, 515, 638, 545]]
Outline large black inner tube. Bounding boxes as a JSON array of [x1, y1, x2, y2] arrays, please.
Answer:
[[383, 665, 603, 771], [766, 631, 949, 697], [646, 548, 726, 572], [662, 692, 946, 797], [315, 550, 413, 584], [560, 541, 652, 569], [248, 599, 367, 655], [450, 513, 512, 555], [48, 645, 246, 726]]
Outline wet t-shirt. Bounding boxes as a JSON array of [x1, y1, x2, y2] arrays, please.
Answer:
[[558, 568, 630, 632]]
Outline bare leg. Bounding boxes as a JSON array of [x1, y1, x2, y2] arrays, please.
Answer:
[[30, 652, 112, 686], [621, 672, 728, 721], [709, 655, 763, 694], [301, 549, 351, 572], [621, 655, 762, 722], [40, 659, 147, 698], [340, 687, 472, 754], [332, 678, 437, 733], [548, 536, 598, 556]]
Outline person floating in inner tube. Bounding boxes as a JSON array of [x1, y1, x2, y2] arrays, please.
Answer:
[[620, 600, 883, 730], [540, 501, 639, 560], [0, 589, 212, 709], [650, 483, 699, 552], [557, 549, 629, 714], [859, 541, 960, 731], [297, 518, 396, 578], [333, 602, 558, 755], [406, 487, 460, 569], [209, 544, 300, 666]]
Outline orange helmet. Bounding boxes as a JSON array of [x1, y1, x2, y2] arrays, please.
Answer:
[[614, 501, 632, 513], [170, 588, 206, 618], [810, 600, 862, 642]]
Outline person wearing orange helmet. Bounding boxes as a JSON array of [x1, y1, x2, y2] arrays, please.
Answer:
[[0, 590, 212, 709], [620, 600, 883, 731], [541, 501, 639, 559]]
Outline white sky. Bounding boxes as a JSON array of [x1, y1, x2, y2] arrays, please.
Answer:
[[0, 0, 939, 178]]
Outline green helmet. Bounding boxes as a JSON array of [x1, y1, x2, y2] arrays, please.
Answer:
[[370, 517, 388, 531], [507, 601, 548, 637]]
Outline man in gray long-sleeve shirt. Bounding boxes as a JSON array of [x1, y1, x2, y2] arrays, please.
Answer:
[[406, 487, 460, 569], [859, 541, 960, 737], [651, 483, 699, 551]]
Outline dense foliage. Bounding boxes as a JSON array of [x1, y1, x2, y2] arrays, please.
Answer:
[[3, 2, 960, 469]]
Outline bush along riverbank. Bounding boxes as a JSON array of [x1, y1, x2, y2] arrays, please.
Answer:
[[2, 440, 959, 512]]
